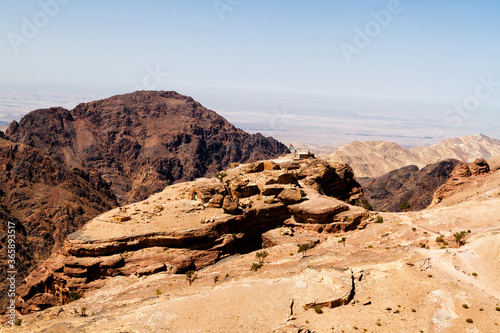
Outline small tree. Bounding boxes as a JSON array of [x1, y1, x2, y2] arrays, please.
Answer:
[[255, 251, 269, 263], [185, 270, 197, 286], [454, 231, 468, 247], [250, 263, 263, 272], [215, 172, 227, 182], [338, 237, 347, 247], [298, 244, 310, 257]]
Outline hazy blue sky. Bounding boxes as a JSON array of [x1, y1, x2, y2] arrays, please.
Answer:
[[1, 0, 499, 146]]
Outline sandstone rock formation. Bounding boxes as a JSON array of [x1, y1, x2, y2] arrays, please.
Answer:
[[432, 159, 492, 205], [5, 91, 289, 205], [359, 159, 461, 212], [15, 158, 368, 314]]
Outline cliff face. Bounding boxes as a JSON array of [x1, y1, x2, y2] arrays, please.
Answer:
[[359, 159, 461, 212], [15, 158, 368, 313], [6, 91, 289, 204], [0, 137, 117, 312]]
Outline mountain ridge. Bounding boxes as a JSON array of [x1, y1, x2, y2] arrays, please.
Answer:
[[6, 91, 289, 204], [323, 133, 500, 178]]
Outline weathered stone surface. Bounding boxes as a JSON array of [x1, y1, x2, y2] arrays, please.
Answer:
[[229, 178, 260, 198], [241, 162, 265, 173], [261, 184, 291, 196], [263, 161, 281, 170], [470, 158, 490, 175], [278, 188, 303, 204], [63, 267, 87, 277], [100, 254, 125, 268], [265, 172, 298, 186], [451, 163, 471, 178], [208, 194, 224, 208], [24, 293, 59, 311], [288, 198, 349, 224], [136, 263, 166, 276], [223, 196, 240, 214], [298, 160, 363, 203]]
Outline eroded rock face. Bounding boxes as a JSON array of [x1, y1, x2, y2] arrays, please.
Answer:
[[432, 159, 490, 205], [17, 157, 369, 314], [469, 158, 490, 175], [451, 163, 471, 178]]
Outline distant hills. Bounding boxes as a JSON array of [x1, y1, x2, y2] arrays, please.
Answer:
[[323, 134, 500, 178]]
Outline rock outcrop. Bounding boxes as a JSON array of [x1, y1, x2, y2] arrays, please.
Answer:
[[0, 137, 117, 313], [432, 159, 492, 205], [359, 159, 461, 212], [5, 91, 289, 205], [16, 158, 369, 314]]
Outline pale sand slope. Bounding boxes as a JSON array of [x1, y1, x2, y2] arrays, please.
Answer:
[[6, 172, 500, 333]]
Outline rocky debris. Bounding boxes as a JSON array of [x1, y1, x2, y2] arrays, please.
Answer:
[[6, 91, 289, 205], [359, 159, 461, 212], [469, 158, 490, 175], [278, 188, 303, 204]]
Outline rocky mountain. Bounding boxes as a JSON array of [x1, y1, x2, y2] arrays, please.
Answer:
[[15, 158, 365, 313], [0, 136, 117, 313], [358, 159, 462, 212], [324, 134, 500, 178], [8, 156, 500, 333], [6, 91, 289, 205]]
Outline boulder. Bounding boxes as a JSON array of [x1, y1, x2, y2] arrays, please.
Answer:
[[229, 178, 260, 198], [288, 197, 349, 224], [241, 162, 264, 173], [278, 188, 303, 204], [223, 196, 240, 214], [470, 158, 490, 175], [208, 194, 224, 208], [265, 172, 298, 185], [451, 163, 471, 178], [263, 161, 281, 170]]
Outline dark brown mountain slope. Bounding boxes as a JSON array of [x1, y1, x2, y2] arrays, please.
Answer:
[[6, 91, 289, 204], [358, 159, 461, 212], [0, 136, 117, 312]]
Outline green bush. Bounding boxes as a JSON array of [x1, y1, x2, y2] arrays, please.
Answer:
[[298, 244, 310, 257], [250, 263, 263, 272], [435, 235, 445, 243], [400, 202, 411, 211], [14, 319, 22, 326], [314, 306, 323, 314], [68, 290, 82, 302], [375, 216, 384, 223]]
